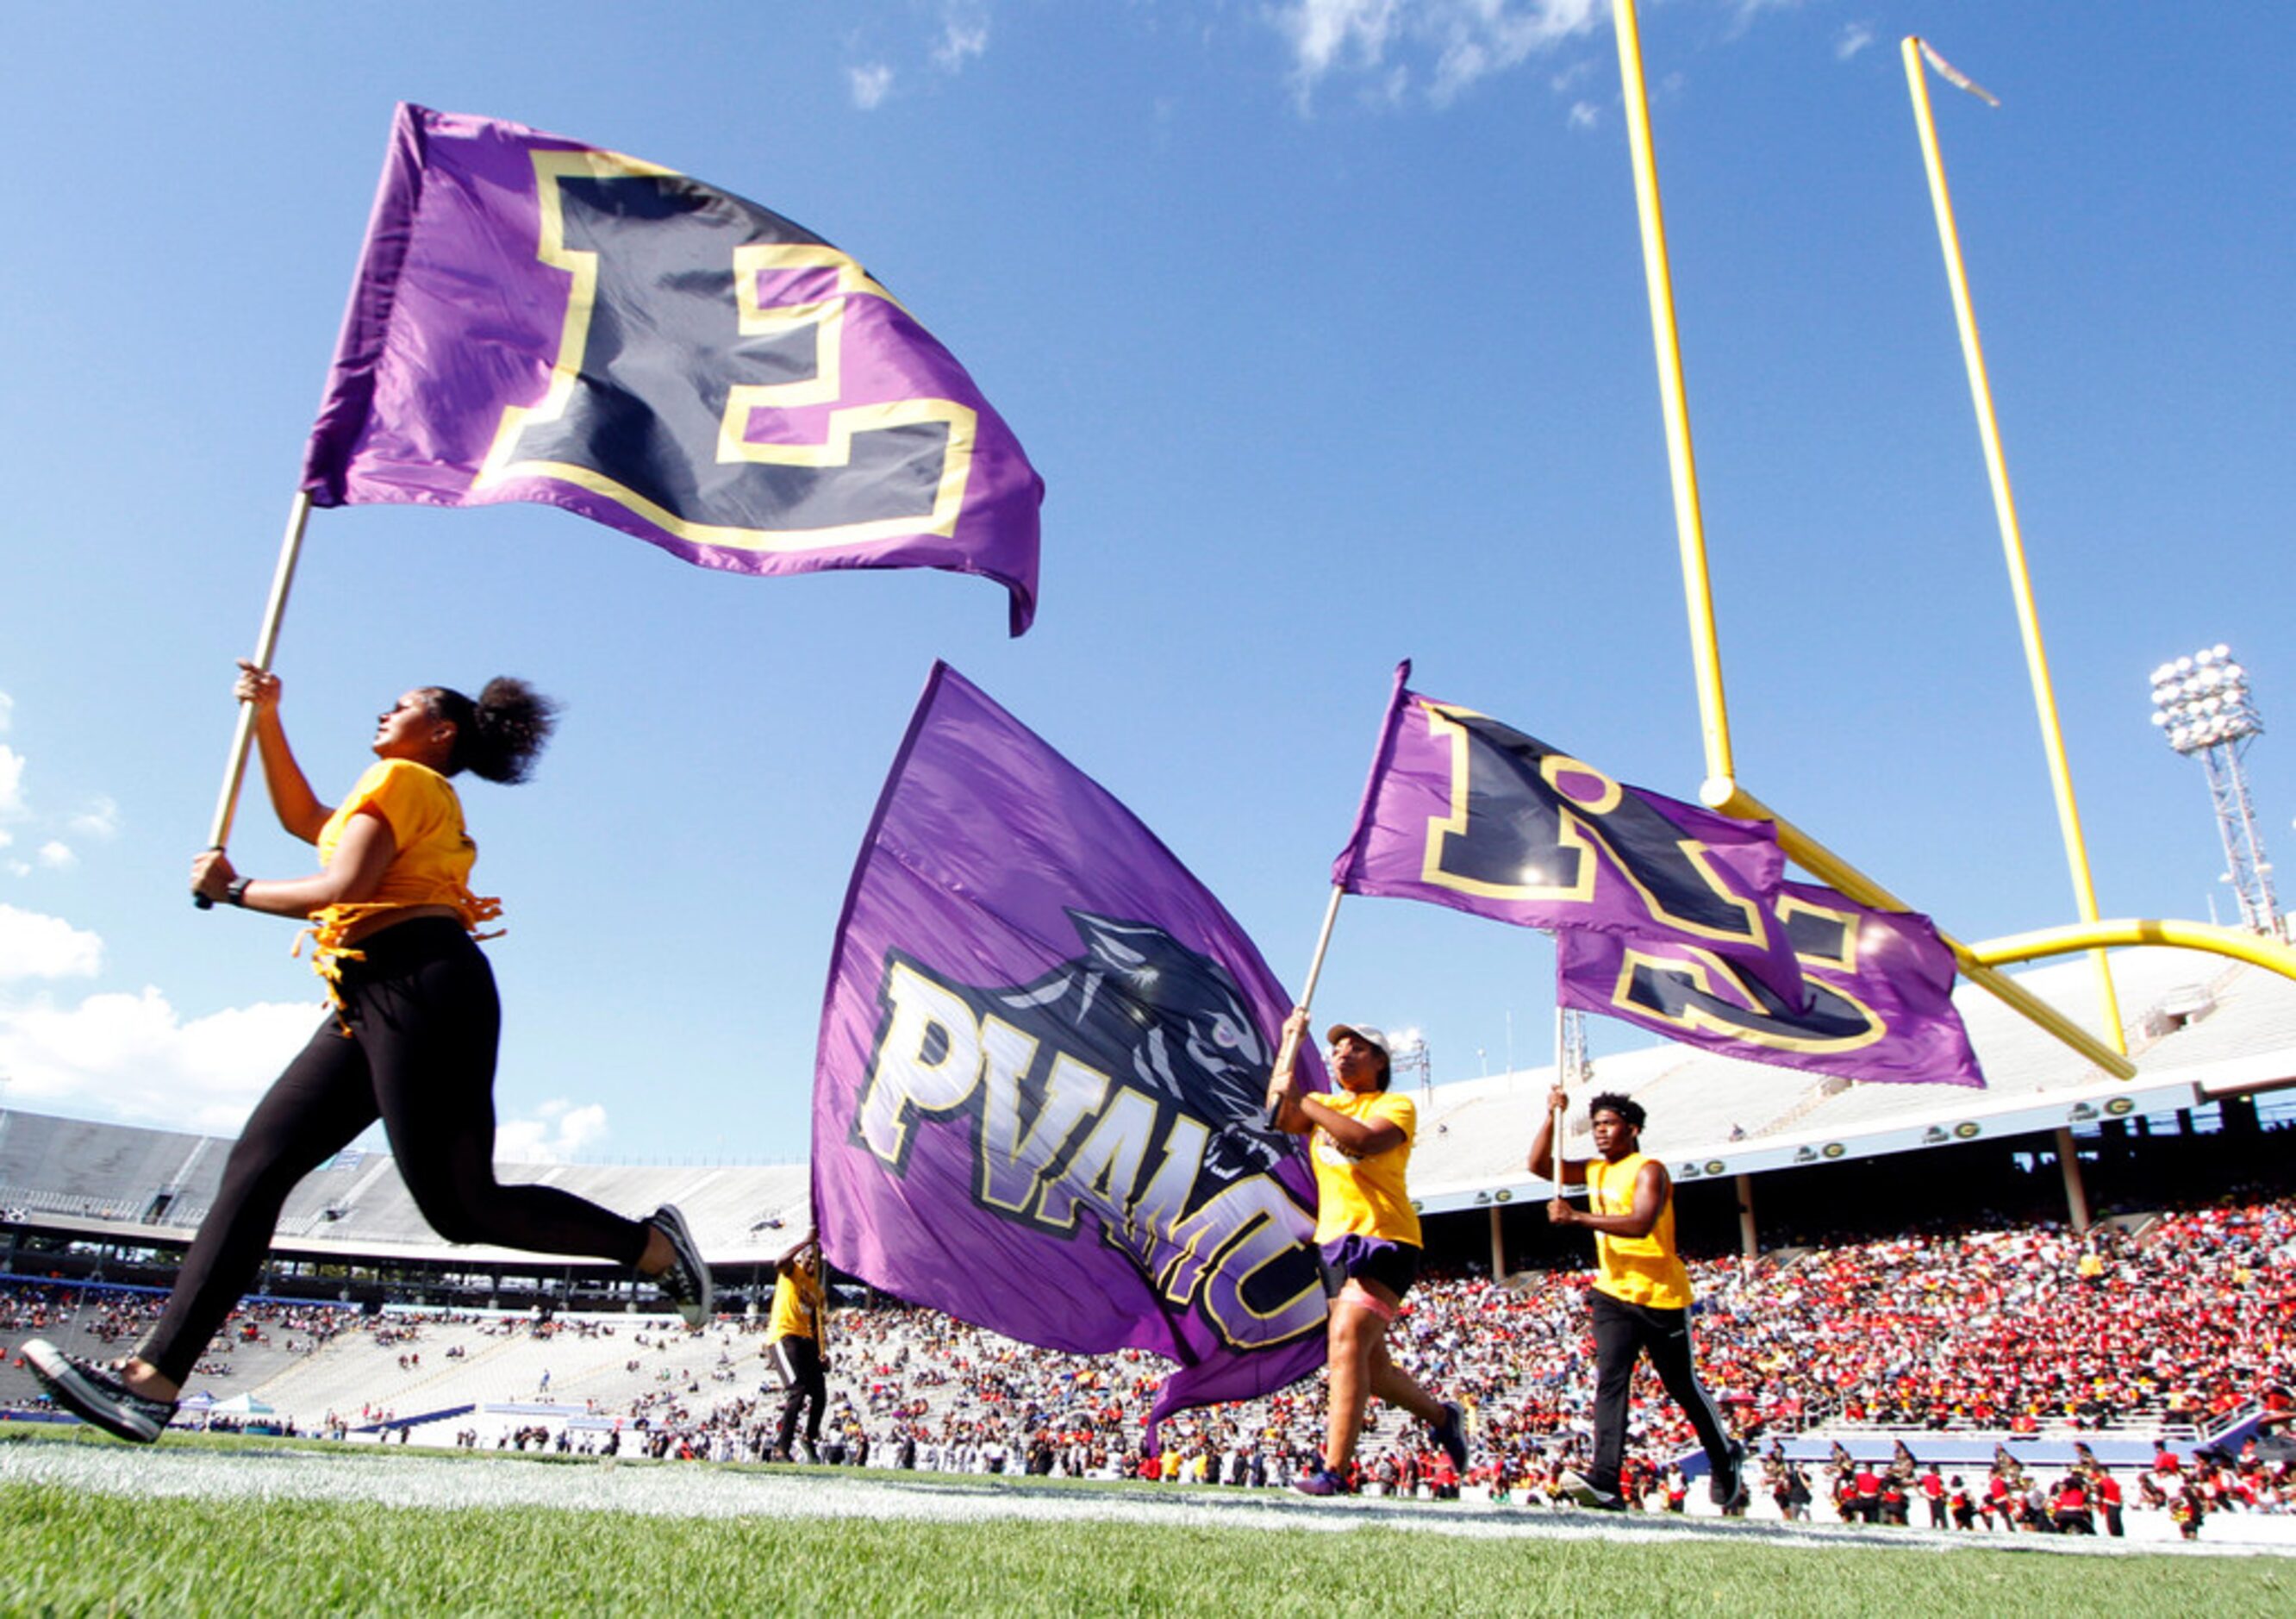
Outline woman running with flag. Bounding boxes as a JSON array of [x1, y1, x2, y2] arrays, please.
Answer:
[[25, 660, 712, 1443], [1268, 1008, 1469, 1497]]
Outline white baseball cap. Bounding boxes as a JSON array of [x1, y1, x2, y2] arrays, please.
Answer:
[[1325, 1023, 1392, 1060]]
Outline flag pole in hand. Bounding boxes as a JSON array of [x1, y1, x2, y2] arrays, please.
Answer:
[[1550, 1000, 1569, 1201], [1263, 885, 1345, 1127], [195, 492, 313, 908]]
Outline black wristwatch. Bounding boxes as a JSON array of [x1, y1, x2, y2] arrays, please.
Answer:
[[226, 877, 253, 908]]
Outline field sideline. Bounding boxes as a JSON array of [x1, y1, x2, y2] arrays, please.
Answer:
[[3, 1428, 2287, 1615]]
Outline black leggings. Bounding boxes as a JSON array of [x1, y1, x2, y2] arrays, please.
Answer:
[[1587, 1290, 1733, 1495], [140, 918, 650, 1385], [772, 1335, 827, 1449]]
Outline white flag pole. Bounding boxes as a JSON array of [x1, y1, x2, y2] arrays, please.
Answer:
[[194, 491, 313, 907], [1263, 885, 1347, 1124]]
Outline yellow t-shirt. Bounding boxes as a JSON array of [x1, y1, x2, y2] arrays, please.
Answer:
[[1309, 1089, 1421, 1247], [1587, 1151, 1691, 1310], [306, 759, 500, 978], [766, 1266, 825, 1344]]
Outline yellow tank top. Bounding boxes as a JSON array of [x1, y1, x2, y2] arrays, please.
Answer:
[[1309, 1090, 1422, 1247], [767, 1266, 824, 1342], [305, 759, 501, 986], [1587, 1150, 1691, 1309]]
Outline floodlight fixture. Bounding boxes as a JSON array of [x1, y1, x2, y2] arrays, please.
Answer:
[[2148, 643, 2280, 937]]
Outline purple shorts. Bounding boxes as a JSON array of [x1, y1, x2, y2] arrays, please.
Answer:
[[1319, 1235, 1421, 1301]]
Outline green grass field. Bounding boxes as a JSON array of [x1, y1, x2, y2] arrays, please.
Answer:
[[1, 1428, 2285, 1616]]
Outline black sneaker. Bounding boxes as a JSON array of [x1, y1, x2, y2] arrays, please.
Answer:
[[646, 1204, 713, 1328], [1430, 1400, 1470, 1472], [1710, 1440, 1748, 1510], [22, 1339, 176, 1444]]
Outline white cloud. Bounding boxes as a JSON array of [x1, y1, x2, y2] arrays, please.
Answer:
[[1567, 98, 1599, 130], [0, 734, 117, 862], [851, 62, 895, 109], [68, 797, 120, 841], [931, 3, 989, 73], [496, 1098, 611, 1165], [0, 691, 12, 733], [1276, 0, 1604, 109], [0, 985, 321, 1134], [0, 745, 25, 820], [1837, 22, 1875, 60], [0, 903, 103, 980]]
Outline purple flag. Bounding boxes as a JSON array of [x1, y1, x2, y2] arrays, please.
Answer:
[[1334, 664, 1806, 1006], [814, 665, 1326, 1436], [303, 105, 1043, 634], [1558, 878, 1984, 1088]]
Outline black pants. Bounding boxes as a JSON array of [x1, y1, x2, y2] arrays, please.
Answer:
[[772, 1335, 827, 1450], [1588, 1290, 1733, 1495], [140, 919, 650, 1385]]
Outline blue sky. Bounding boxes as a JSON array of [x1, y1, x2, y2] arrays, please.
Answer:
[[1, 1, 2288, 1164]]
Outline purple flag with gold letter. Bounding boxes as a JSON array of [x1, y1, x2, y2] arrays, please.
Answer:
[[1558, 878, 1983, 1088], [1334, 663, 1806, 1006], [814, 664, 1326, 1435], [303, 104, 1043, 634]]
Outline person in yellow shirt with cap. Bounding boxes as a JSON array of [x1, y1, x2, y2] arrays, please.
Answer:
[[1529, 1086, 1744, 1513], [765, 1237, 830, 1463], [1269, 1008, 1468, 1497]]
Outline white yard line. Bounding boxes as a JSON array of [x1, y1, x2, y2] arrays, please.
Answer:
[[3, 1441, 2290, 1559]]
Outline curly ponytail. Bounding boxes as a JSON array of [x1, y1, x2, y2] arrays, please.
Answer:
[[422, 678, 559, 784]]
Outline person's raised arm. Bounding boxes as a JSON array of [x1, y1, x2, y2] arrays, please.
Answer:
[[1266, 1010, 1408, 1153], [235, 660, 330, 845], [1527, 1085, 1585, 1184], [1266, 1006, 1316, 1135]]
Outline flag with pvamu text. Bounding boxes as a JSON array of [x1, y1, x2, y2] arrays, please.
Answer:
[[813, 665, 1326, 1435], [1333, 662, 1808, 1007], [303, 104, 1043, 633]]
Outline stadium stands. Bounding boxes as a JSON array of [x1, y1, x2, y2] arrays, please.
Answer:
[[1, 1106, 810, 1285]]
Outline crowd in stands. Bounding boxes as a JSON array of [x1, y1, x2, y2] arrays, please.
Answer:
[[5, 1195, 2291, 1527], [1, 1284, 351, 1361], [1700, 1199, 2296, 1435]]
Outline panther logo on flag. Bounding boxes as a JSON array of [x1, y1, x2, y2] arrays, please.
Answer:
[[860, 910, 1293, 1192], [850, 910, 1321, 1355]]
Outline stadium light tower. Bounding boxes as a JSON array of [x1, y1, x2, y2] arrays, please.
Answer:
[[1389, 1030, 1432, 1104], [2149, 644, 2282, 938]]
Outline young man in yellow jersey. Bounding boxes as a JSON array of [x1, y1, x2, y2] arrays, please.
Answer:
[[1528, 1088, 1745, 1513], [764, 1238, 829, 1463]]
